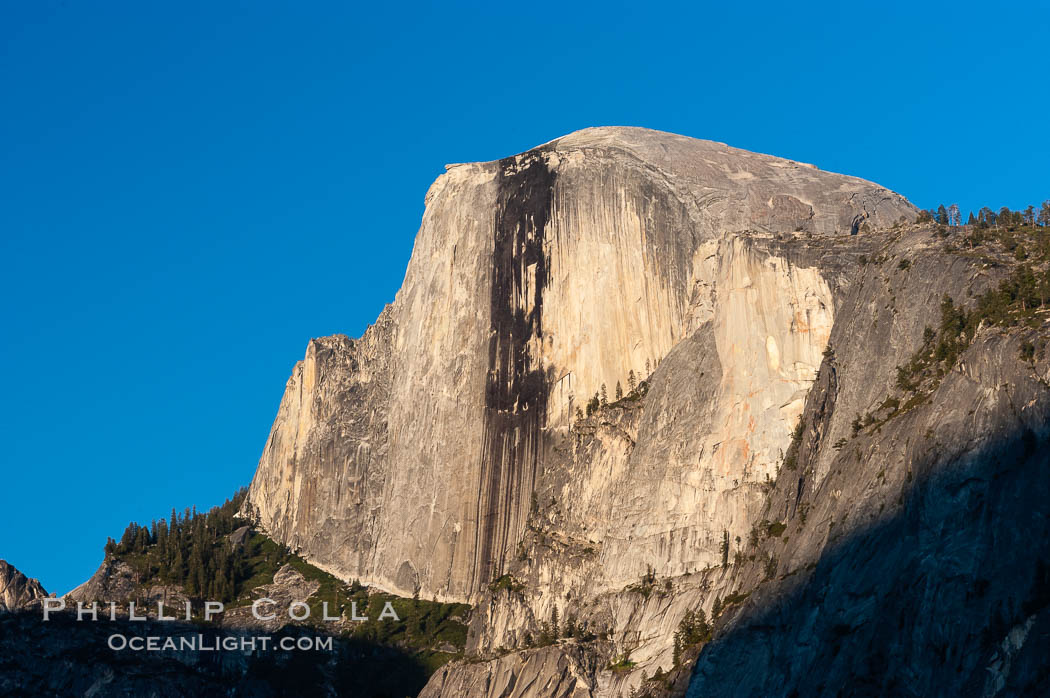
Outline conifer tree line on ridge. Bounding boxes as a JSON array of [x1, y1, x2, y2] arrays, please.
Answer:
[[921, 200, 1050, 228], [105, 488, 271, 602]]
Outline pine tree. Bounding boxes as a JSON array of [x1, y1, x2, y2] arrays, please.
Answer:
[[721, 529, 730, 567], [119, 523, 136, 552], [695, 608, 710, 640], [977, 207, 989, 227], [564, 613, 577, 638], [134, 525, 149, 553], [600, 384, 608, 407], [185, 567, 198, 596], [936, 204, 948, 225], [1038, 200, 1050, 227], [615, 381, 623, 401], [551, 605, 560, 638], [172, 548, 185, 584], [967, 211, 976, 225], [948, 203, 960, 226], [645, 358, 651, 376], [627, 370, 637, 392]]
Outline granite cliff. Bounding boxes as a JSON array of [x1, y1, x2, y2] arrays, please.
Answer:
[[244, 127, 914, 605], [0, 559, 48, 612], [247, 128, 1050, 696]]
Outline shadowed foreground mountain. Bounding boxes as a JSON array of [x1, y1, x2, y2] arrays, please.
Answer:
[[0, 609, 432, 697], [4, 128, 1049, 696], [685, 418, 1050, 697], [1, 508, 469, 697]]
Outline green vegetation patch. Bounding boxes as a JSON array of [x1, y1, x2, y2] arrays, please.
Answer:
[[106, 489, 471, 678]]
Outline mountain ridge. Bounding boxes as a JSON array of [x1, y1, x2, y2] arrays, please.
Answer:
[[0, 559, 48, 612]]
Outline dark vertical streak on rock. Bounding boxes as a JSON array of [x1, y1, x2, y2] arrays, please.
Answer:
[[472, 152, 556, 592]]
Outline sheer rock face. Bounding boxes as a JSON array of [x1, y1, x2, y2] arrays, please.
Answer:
[[459, 232, 863, 679], [244, 127, 915, 609], [241, 319, 395, 589], [0, 560, 48, 612]]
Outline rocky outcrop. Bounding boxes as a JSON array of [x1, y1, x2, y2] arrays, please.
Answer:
[[420, 643, 604, 698], [244, 127, 915, 609], [0, 560, 48, 612], [68, 557, 319, 632], [222, 564, 320, 631], [67, 558, 140, 602]]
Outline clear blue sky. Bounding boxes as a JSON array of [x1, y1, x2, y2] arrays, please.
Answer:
[[2, 1, 1047, 594]]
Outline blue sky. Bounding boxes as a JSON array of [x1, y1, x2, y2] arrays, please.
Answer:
[[1, 1, 1048, 594]]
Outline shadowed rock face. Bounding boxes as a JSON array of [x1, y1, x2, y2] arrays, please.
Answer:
[[684, 272, 1050, 697], [0, 610, 432, 697], [244, 127, 916, 611], [0, 559, 48, 612]]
